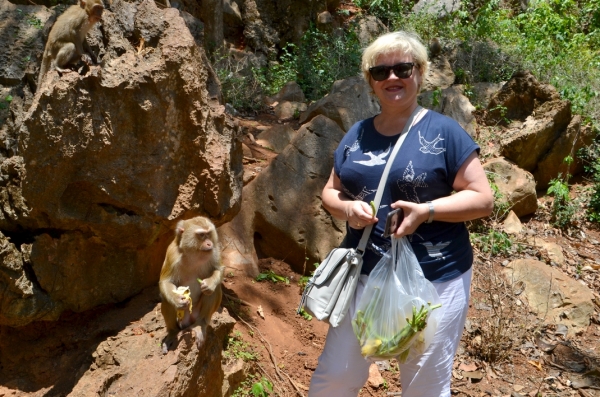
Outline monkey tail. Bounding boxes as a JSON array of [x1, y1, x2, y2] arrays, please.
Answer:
[[37, 50, 50, 92]]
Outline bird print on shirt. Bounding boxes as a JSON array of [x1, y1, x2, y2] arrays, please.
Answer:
[[421, 241, 450, 260], [419, 131, 446, 155], [397, 161, 427, 203], [344, 129, 363, 158], [354, 145, 391, 166], [343, 185, 376, 201]]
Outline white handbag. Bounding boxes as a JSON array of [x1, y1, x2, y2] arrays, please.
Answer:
[[297, 107, 424, 327]]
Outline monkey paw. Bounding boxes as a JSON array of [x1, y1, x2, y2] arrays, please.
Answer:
[[81, 53, 93, 65]]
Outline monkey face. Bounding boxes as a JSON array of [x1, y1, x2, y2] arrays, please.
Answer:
[[90, 4, 103, 23], [196, 231, 214, 252], [176, 217, 218, 252]]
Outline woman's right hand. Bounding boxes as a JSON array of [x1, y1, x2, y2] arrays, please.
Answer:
[[345, 200, 378, 230]]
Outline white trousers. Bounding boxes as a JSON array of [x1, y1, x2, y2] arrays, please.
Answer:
[[308, 267, 472, 397]]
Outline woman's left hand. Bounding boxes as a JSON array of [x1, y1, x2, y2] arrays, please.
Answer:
[[389, 200, 429, 238]]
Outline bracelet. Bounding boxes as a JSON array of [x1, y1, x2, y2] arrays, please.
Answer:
[[426, 201, 434, 223]]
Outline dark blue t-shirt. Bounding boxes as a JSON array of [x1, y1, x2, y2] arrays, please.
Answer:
[[333, 110, 480, 283]]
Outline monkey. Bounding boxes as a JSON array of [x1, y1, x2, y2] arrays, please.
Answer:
[[159, 216, 224, 354], [429, 37, 442, 59], [37, 0, 104, 90]]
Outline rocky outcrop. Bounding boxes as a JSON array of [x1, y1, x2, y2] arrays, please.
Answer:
[[484, 70, 560, 125], [219, 115, 346, 275], [503, 259, 595, 336], [0, 287, 235, 397], [418, 85, 476, 136], [500, 99, 572, 172], [0, 0, 242, 327], [534, 115, 595, 189], [299, 76, 380, 132]]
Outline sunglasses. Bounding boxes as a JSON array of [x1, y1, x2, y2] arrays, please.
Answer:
[[369, 62, 415, 81]]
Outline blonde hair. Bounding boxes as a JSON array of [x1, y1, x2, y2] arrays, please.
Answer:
[[361, 31, 429, 84]]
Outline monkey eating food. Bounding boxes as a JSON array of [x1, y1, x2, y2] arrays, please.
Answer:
[[37, 0, 104, 89], [159, 216, 224, 354]]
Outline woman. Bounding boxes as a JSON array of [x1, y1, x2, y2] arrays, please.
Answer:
[[309, 31, 493, 397]]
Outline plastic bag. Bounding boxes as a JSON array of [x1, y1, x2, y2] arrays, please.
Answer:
[[352, 237, 443, 363]]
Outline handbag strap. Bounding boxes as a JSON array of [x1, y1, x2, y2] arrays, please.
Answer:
[[356, 106, 425, 254]]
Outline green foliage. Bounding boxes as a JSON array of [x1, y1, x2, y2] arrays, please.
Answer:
[[256, 270, 289, 284], [214, 56, 265, 113], [254, 45, 298, 97], [259, 26, 362, 101], [470, 230, 513, 256], [432, 87, 442, 108], [251, 378, 273, 397], [547, 175, 575, 229], [577, 141, 600, 223], [298, 274, 311, 290], [25, 14, 44, 30], [229, 374, 274, 397], [223, 331, 258, 362]]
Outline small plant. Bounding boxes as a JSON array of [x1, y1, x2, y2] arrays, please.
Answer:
[[470, 230, 512, 256], [432, 87, 442, 108], [547, 156, 575, 229], [223, 331, 258, 362], [298, 274, 311, 290], [25, 13, 43, 29], [0, 95, 13, 110], [489, 104, 510, 125], [251, 377, 273, 397], [256, 270, 289, 284]]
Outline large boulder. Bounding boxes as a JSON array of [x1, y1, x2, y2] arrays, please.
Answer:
[[499, 99, 572, 173], [219, 115, 346, 275], [0, 286, 235, 397], [503, 259, 595, 336], [1, 0, 242, 327], [299, 76, 380, 132], [418, 85, 477, 136], [534, 115, 595, 189], [483, 70, 560, 125]]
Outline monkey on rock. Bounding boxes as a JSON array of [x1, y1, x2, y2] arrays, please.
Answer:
[[37, 0, 104, 89], [159, 216, 224, 354]]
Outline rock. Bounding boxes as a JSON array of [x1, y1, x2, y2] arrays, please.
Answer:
[[352, 15, 387, 47], [526, 237, 566, 267], [484, 70, 560, 125], [483, 158, 537, 217], [299, 76, 380, 132], [238, 0, 341, 55], [222, 358, 252, 397], [0, 286, 235, 397], [274, 101, 307, 120], [2, 0, 243, 326], [0, 2, 53, 87], [503, 259, 595, 335], [219, 115, 346, 275], [267, 81, 306, 104], [412, 0, 461, 17], [422, 54, 455, 92], [471, 82, 504, 109], [256, 124, 296, 153], [500, 99, 572, 173], [502, 210, 523, 235], [367, 363, 385, 388], [534, 115, 595, 189], [419, 85, 477, 136]]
